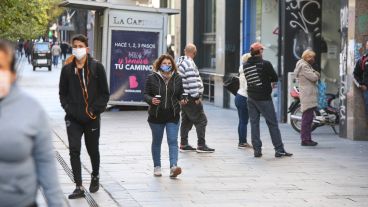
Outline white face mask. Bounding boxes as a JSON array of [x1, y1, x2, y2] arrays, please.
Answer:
[[72, 48, 87, 60], [0, 70, 12, 99]]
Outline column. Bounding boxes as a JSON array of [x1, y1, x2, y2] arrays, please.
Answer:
[[340, 0, 368, 140], [214, 0, 226, 107]]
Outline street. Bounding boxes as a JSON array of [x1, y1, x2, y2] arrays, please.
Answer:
[[17, 57, 368, 207]]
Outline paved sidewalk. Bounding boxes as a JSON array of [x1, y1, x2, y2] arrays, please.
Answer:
[[18, 58, 368, 207]]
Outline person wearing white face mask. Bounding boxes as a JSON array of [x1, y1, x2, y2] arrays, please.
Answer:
[[0, 40, 64, 207], [144, 54, 186, 178], [59, 34, 110, 199]]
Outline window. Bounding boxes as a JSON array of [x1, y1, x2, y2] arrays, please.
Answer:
[[195, 0, 216, 69], [201, 0, 216, 69]]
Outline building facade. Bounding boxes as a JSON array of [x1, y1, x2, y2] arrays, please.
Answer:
[[159, 0, 368, 140]]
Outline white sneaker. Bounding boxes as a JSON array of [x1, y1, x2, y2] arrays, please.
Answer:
[[154, 166, 162, 177], [170, 166, 182, 178]]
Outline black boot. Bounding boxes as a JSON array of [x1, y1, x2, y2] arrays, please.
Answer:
[[68, 186, 85, 199], [89, 175, 100, 193]]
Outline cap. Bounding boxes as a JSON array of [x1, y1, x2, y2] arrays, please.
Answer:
[[250, 42, 264, 51]]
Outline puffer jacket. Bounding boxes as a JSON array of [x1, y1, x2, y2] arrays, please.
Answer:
[[144, 71, 184, 124], [294, 59, 321, 112]]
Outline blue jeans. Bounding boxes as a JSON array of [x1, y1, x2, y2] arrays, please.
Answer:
[[247, 97, 284, 152], [149, 122, 179, 167], [235, 94, 249, 144], [364, 90, 368, 118], [53, 55, 59, 66]]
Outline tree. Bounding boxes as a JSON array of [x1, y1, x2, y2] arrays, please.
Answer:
[[0, 0, 64, 41], [72, 9, 88, 35]]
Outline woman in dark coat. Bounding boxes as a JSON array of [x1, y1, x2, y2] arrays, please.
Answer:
[[144, 54, 186, 178]]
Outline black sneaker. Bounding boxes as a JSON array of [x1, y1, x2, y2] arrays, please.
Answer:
[[238, 143, 252, 148], [301, 140, 318, 146], [180, 144, 196, 152], [275, 150, 293, 158], [254, 150, 262, 158], [196, 145, 215, 153], [89, 175, 100, 193], [68, 187, 85, 199]]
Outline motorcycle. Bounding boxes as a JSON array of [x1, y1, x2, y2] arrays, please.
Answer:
[[288, 86, 340, 134]]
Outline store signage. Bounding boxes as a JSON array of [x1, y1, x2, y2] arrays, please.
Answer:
[[109, 10, 163, 29], [109, 30, 159, 102]]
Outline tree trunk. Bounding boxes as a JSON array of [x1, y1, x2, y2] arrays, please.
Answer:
[[73, 9, 88, 35]]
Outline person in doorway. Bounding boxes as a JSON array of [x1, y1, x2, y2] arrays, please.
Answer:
[[51, 42, 62, 68], [294, 50, 321, 146], [59, 34, 109, 199], [244, 42, 293, 158], [177, 43, 215, 153], [236, 53, 252, 148], [354, 40, 368, 120], [0, 39, 64, 207], [144, 54, 185, 178]]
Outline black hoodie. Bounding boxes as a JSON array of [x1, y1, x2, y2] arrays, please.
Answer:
[[354, 53, 368, 87], [243, 56, 278, 101], [59, 55, 109, 123]]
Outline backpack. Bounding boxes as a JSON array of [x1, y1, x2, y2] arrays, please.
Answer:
[[360, 55, 368, 71], [223, 74, 240, 96]]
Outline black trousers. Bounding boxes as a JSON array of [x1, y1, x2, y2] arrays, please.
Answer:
[[180, 100, 207, 146], [65, 115, 101, 186]]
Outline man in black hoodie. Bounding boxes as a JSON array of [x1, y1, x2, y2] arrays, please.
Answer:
[[59, 34, 109, 199], [354, 40, 368, 120], [243, 42, 292, 158]]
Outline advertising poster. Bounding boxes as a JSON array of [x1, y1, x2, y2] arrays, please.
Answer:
[[110, 30, 159, 102]]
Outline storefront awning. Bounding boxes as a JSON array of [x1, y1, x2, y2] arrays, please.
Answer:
[[59, 0, 109, 10], [59, 0, 179, 15]]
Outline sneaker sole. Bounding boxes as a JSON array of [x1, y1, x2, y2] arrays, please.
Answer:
[[68, 194, 85, 199], [179, 149, 197, 152], [275, 154, 293, 158], [196, 150, 215, 153], [170, 167, 182, 178], [154, 173, 162, 177]]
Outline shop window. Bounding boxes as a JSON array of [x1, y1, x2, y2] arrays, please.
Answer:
[[196, 0, 216, 69]]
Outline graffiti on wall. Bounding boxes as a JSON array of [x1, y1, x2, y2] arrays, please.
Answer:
[[339, 2, 348, 137], [286, 0, 321, 59], [279, 0, 322, 122]]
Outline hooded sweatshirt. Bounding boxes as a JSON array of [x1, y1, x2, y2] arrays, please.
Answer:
[[59, 55, 110, 123], [0, 85, 63, 207], [243, 56, 278, 101]]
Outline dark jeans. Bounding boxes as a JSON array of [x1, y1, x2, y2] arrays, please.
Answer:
[[149, 122, 179, 167], [235, 94, 249, 144], [301, 107, 315, 141], [53, 55, 59, 66], [66, 115, 101, 186], [247, 97, 284, 152], [180, 100, 207, 146], [364, 90, 368, 118]]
